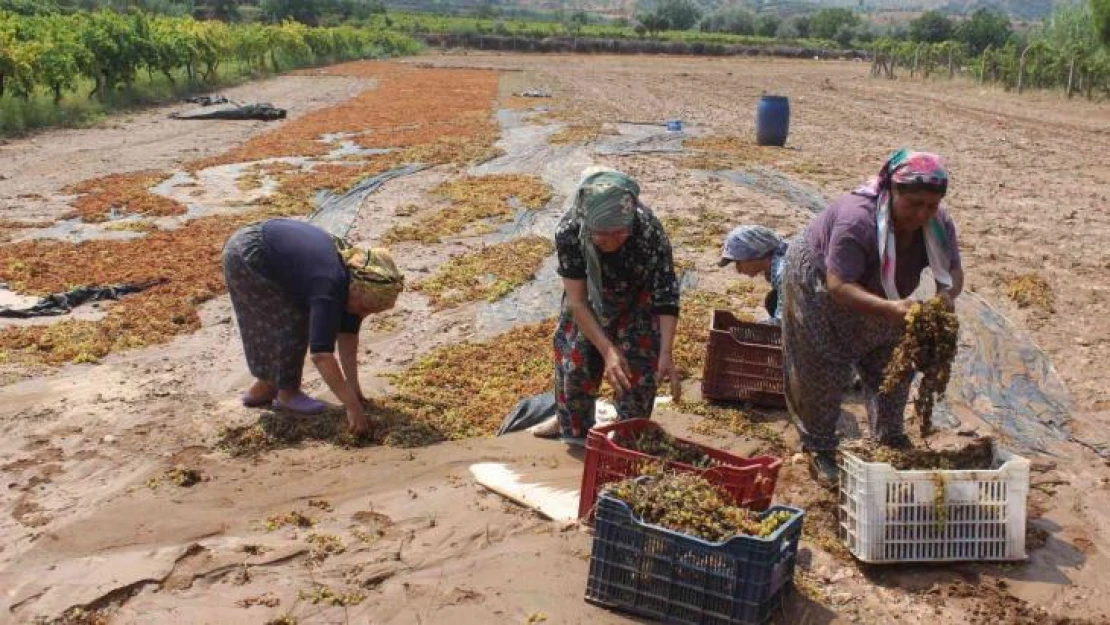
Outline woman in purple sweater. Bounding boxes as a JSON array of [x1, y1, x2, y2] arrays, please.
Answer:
[[781, 150, 965, 483]]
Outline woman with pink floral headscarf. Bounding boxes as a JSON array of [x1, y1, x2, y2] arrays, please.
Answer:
[[780, 149, 965, 483]]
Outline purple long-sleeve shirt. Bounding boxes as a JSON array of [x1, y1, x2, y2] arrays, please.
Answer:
[[805, 192, 961, 298]]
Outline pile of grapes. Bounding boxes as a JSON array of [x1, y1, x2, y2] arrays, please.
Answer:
[[881, 297, 960, 437], [621, 428, 713, 468], [605, 473, 793, 542]]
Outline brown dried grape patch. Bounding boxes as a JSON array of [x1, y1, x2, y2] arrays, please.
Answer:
[[254, 160, 398, 216], [414, 236, 554, 309], [237, 161, 300, 192], [103, 220, 157, 234], [191, 62, 500, 170], [660, 210, 731, 251], [0, 211, 279, 365], [62, 170, 186, 223], [501, 94, 546, 111], [684, 401, 784, 450], [382, 174, 552, 244], [382, 320, 556, 440], [1002, 273, 1055, 313], [680, 136, 783, 171], [0, 219, 55, 229], [549, 123, 603, 145]]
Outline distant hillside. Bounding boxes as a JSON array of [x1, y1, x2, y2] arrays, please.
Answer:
[[383, 0, 1058, 22], [804, 0, 1056, 20]]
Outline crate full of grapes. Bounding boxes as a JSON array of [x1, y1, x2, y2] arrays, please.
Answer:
[[577, 419, 782, 524], [586, 474, 804, 625], [839, 438, 1030, 563]]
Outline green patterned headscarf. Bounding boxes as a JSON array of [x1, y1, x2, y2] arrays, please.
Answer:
[[575, 167, 640, 316]]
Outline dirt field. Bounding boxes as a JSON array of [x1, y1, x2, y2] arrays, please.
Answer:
[[1, 53, 1109, 625]]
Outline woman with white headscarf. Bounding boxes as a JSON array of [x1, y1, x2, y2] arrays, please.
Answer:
[[781, 149, 964, 483], [718, 225, 788, 324], [545, 167, 681, 445]]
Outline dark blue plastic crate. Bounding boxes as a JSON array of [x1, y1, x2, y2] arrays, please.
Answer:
[[585, 494, 804, 625]]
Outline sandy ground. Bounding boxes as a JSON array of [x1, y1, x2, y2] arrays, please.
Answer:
[[1, 54, 1110, 624]]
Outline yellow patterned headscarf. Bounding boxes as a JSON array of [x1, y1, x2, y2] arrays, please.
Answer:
[[334, 238, 404, 313]]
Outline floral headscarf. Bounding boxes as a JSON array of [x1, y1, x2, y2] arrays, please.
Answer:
[[855, 149, 953, 300], [575, 167, 640, 316], [334, 238, 404, 313]]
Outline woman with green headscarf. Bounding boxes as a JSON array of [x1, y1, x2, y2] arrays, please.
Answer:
[[546, 167, 681, 445]]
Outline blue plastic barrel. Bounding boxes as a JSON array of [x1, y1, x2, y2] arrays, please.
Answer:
[[755, 95, 790, 147]]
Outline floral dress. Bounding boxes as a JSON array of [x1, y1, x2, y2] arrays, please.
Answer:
[[552, 204, 680, 439]]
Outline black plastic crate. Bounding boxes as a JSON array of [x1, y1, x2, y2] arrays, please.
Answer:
[[585, 493, 804, 625]]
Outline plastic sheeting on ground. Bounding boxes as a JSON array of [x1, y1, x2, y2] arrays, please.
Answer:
[[181, 95, 231, 106], [497, 392, 558, 436], [307, 165, 429, 239], [172, 103, 287, 121], [715, 167, 829, 215], [0, 279, 169, 319], [951, 292, 1074, 455], [593, 123, 686, 156]]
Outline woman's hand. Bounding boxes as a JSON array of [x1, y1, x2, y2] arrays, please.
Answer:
[[346, 405, 370, 436], [886, 298, 915, 323], [603, 346, 633, 399], [937, 289, 957, 311], [656, 350, 680, 402]]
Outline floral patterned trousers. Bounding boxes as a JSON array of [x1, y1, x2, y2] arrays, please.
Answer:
[[553, 291, 660, 439], [222, 224, 310, 390], [780, 236, 913, 451]]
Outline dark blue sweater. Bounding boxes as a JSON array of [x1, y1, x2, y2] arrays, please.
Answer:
[[260, 219, 362, 353]]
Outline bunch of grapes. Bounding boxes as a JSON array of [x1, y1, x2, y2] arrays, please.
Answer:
[[622, 428, 713, 468], [605, 473, 792, 541], [881, 297, 960, 437]]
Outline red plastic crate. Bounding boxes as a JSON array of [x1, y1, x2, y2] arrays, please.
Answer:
[[577, 419, 782, 524], [701, 310, 785, 407]]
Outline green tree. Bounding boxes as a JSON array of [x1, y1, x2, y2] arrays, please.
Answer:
[[809, 8, 859, 41], [700, 6, 754, 35], [655, 0, 701, 31], [566, 10, 588, 36], [1092, 0, 1110, 46], [792, 15, 810, 38], [261, 0, 319, 26], [0, 0, 59, 15], [637, 11, 670, 36], [956, 8, 1012, 55], [909, 10, 953, 43], [755, 13, 780, 38]]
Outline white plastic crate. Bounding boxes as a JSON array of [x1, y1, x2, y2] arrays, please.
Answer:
[[838, 445, 1030, 563]]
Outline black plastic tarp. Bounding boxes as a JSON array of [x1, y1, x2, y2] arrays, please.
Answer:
[[0, 279, 168, 319], [496, 392, 557, 436], [172, 103, 287, 121]]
